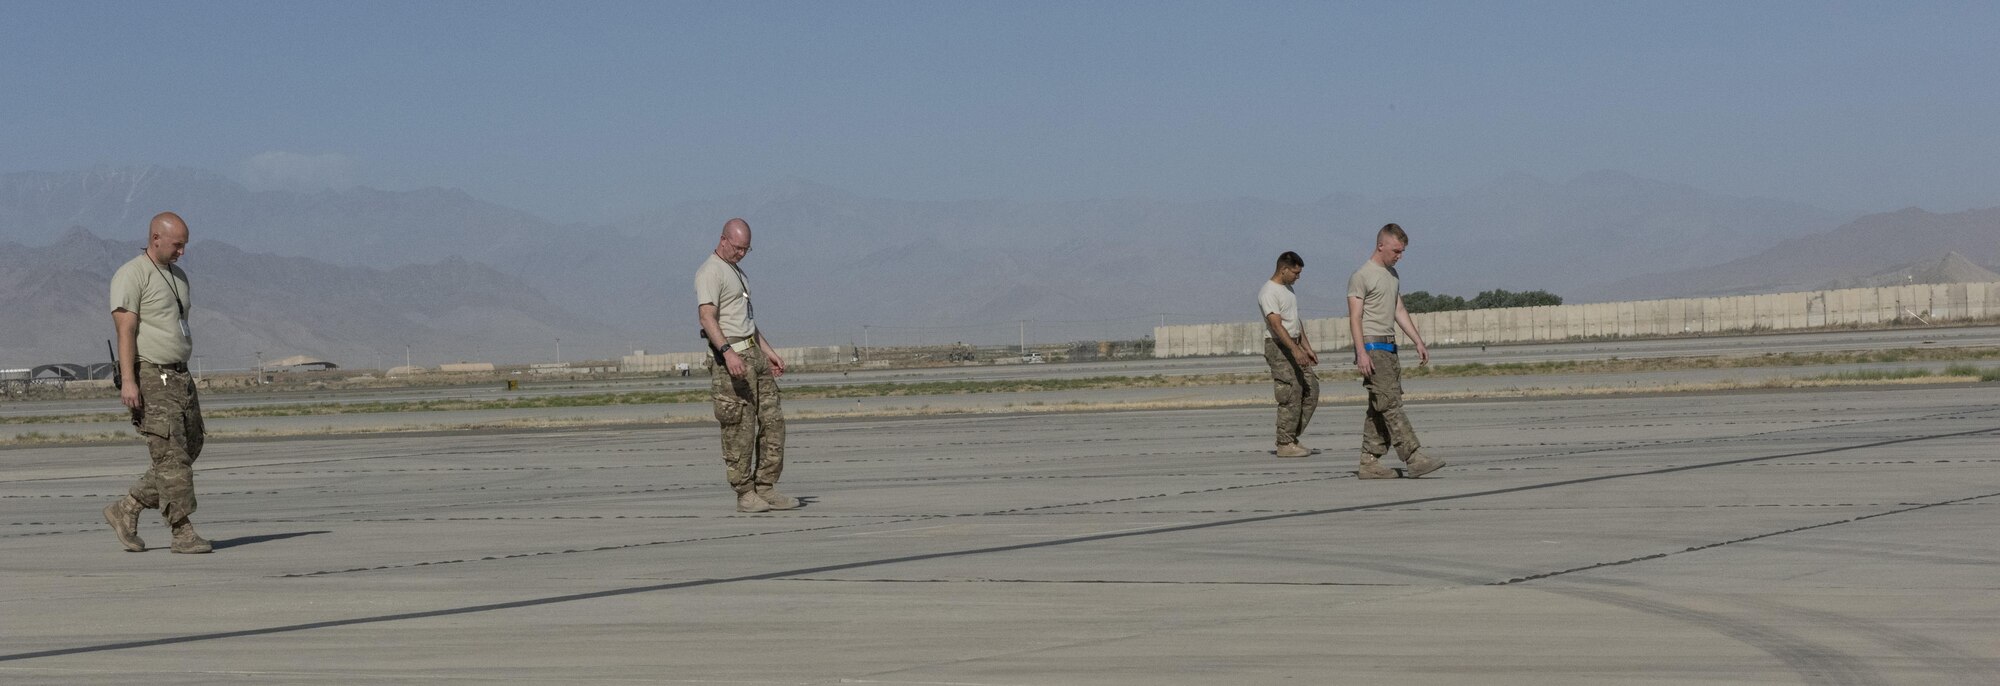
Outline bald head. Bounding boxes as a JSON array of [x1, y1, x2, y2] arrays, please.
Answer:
[[147, 211, 190, 266], [715, 218, 753, 264]]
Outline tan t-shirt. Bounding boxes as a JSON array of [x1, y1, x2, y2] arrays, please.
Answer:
[[694, 253, 756, 339], [1346, 260, 1400, 338], [1257, 280, 1301, 339], [109, 253, 193, 364]]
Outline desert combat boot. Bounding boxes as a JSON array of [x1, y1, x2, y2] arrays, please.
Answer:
[[755, 486, 799, 510], [103, 495, 146, 552], [736, 490, 773, 513], [1356, 456, 1399, 480], [1404, 452, 1448, 478], [1275, 443, 1312, 458], [170, 519, 212, 554]]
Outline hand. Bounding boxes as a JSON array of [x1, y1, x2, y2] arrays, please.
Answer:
[[1290, 345, 1314, 368], [1303, 347, 1319, 367], [1416, 343, 1430, 366], [723, 349, 747, 378], [120, 383, 142, 411], [766, 350, 786, 377], [1355, 352, 1374, 377]]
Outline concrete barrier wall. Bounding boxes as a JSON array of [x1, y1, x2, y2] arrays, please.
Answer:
[[1152, 282, 2000, 358], [622, 346, 849, 372]]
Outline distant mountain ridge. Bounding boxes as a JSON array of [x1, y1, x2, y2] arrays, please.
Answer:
[[3, 165, 1864, 348], [1831, 252, 2000, 290], [0, 228, 625, 368], [0, 166, 621, 267], [1600, 207, 2000, 298]]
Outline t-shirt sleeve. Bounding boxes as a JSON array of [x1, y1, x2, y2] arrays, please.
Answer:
[[694, 264, 722, 306], [1257, 285, 1283, 317], [1346, 270, 1368, 301], [110, 263, 143, 313]]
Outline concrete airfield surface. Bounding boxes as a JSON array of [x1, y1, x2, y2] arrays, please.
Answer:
[[3, 380, 1998, 684]]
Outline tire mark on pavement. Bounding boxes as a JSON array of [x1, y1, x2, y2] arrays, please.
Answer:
[[5, 424, 1991, 663], [1554, 586, 1885, 686], [1491, 488, 2000, 586]]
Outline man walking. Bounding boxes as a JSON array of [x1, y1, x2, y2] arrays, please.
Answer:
[[103, 211, 212, 553], [696, 218, 798, 512], [1347, 223, 1447, 479], [1260, 251, 1318, 457]]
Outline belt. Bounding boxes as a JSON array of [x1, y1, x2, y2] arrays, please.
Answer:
[[139, 361, 189, 373], [1363, 342, 1398, 354], [723, 335, 757, 354], [1362, 335, 1396, 343]]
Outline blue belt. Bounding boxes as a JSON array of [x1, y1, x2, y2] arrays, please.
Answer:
[[1363, 342, 1398, 353]]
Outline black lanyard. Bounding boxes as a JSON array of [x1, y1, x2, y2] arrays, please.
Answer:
[[729, 262, 754, 320]]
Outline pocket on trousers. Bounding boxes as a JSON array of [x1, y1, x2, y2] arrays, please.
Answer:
[[138, 400, 179, 440], [713, 395, 746, 424]]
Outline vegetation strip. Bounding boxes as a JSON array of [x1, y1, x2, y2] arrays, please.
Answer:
[[4, 347, 1995, 427]]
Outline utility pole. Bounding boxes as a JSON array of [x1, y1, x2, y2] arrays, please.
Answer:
[[862, 325, 870, 348], [405, 345, 412, 368], [1019, 320, 1027, 354], [555, 337, 562, 364]]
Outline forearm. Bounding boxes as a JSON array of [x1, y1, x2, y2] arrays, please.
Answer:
[[1395, 307, 1424, 347], [1262, 314, 1292, 343], [1346, 298, 1366, 352], [114, 313, 139, 378], [698, 306, 727, 351], [1264, 314, 1306, 357]]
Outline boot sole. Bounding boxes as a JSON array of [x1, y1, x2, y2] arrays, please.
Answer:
[[170, 545, 213, 554], [1405, 461, 1449, 478], [755, 490, 801, 510], [103, 504, 145, 552]]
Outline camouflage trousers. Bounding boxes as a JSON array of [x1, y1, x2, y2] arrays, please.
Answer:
[[711, 343, 785, 494], [129, 362, 204, 524], [1360, 349, 1422, 461], [1264, 338, 1319, 445]]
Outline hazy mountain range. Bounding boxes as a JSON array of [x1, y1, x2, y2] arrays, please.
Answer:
[[4, 165, 1996, 366], [0, 226, 619, 371], [1599, 207, 2000, 298]]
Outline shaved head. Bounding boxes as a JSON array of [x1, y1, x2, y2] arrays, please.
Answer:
[[722, 217, 751, 242], [715, 218, 753, 264], [147, 211, 190, 265], [150, 212, 187, 239]]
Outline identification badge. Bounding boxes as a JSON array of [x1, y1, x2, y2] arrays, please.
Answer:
[[179, 318, 191, 338]]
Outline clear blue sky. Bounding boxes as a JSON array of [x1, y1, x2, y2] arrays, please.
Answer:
[[5, 1, 1996, 223]]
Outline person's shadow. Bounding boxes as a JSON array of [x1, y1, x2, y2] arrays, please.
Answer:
[[209, 530, 331, 551]]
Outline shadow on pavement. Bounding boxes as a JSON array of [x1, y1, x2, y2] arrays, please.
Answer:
[[210, 530, 331, 551]]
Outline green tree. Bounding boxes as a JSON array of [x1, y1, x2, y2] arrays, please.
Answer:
[[1469, 289, 1564, 309], [1403, 291, 1469, 313], [1512, 289, 1563, 307]]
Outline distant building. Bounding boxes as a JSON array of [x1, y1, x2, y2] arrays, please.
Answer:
[[0, 369, 29, 394], [262, 355, 339, 372], [438, 362, 496, 373]]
